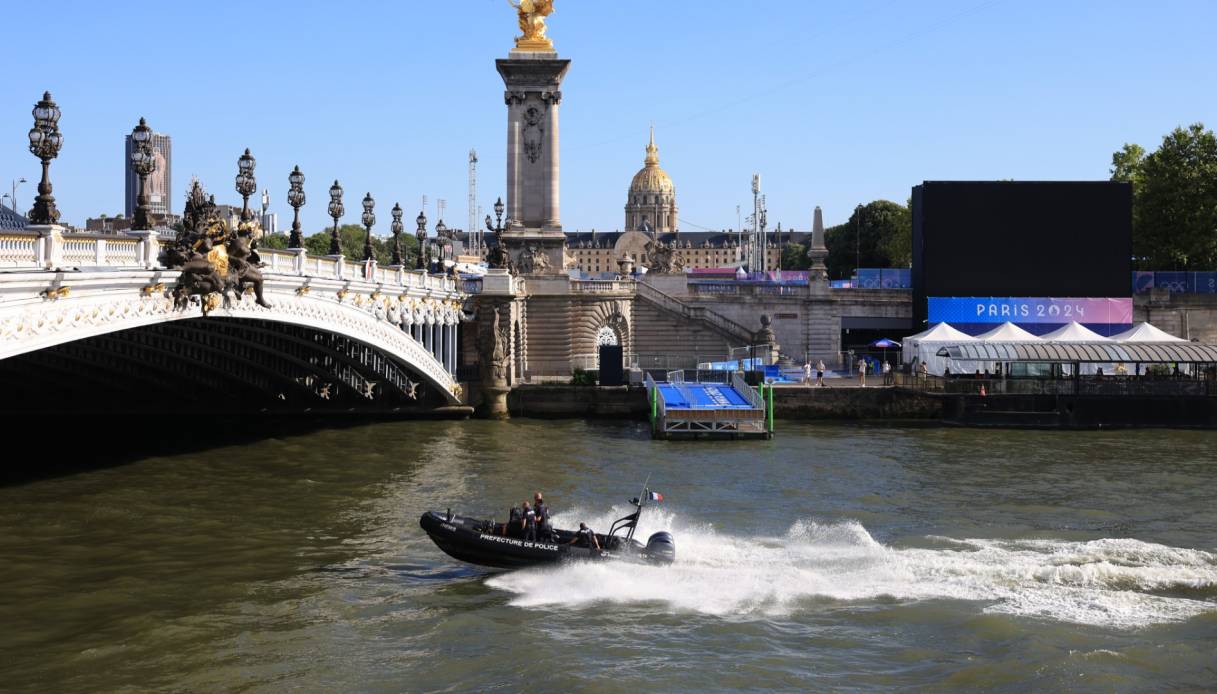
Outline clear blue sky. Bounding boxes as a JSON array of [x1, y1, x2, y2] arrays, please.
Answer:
[[2, 0, 1214, 233]]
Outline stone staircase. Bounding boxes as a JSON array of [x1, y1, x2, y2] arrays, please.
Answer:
[[635, 281, 755, 345], [632, 282, 757, 364]]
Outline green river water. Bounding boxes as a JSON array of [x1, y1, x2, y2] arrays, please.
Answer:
[[2, 420, 1215, 692]]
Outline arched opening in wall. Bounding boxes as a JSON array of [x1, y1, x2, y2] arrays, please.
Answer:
[[595, 326, 619, 368]]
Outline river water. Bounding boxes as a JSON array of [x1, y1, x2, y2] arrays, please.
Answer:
[[2, 420, 1216, 691]]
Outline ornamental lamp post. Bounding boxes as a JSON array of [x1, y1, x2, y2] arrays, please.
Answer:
[[361, 193, 376, 262], [390, 203, 404, 266], [287, 165, 306, 248], [327, 180, 344, 256], [235, 148, 257, 222], [434, 219, 448, 268], [415, 209, 428, 270], [27, 92, 63, 225], [129, 118, 156, 230], [485, 196, 509, 269]]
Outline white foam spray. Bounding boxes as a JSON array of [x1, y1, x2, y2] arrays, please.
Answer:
[[485, 506, 1217, 629]]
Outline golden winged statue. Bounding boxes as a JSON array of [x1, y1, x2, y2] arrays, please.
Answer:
[[508, 0, 556, 51]]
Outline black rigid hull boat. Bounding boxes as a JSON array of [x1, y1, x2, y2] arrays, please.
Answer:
[[420, 491, 675, 569]]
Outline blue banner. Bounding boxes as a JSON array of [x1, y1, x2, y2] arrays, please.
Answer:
[[1191, 272, 1217, 294], [1155, 272, 1188, 293], [928, 297, 1133, 324]]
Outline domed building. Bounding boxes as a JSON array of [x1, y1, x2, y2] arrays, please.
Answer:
[[625, 128, 677, 233]]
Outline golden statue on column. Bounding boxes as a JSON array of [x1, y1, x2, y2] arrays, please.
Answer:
[[508, 0, 556, 52]]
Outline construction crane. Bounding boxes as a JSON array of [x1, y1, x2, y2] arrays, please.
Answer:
[[468, 149, 479, 258]]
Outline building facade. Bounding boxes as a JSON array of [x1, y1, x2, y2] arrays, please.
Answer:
[[125, 130, 172, 218]]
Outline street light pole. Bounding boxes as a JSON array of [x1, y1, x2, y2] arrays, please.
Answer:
[[129, 118, 156, 230], [327, 180, 344, 256], [287, 166, 306, 249], [361, 193, 376, 263], [6, 178, 26, 212], [27, 92, 63, 225], [855, 203, 863, 284]]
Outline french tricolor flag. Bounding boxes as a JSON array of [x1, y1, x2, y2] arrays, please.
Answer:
[[648, 491, 663, 501]]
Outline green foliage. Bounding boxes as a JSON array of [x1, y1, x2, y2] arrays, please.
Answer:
[[824, 200, 912, 279], [298, 225, 421, 266], [1112, 123, 1217, 269], [260, 232, 289, 250], [570, 369, 597, 386], [780, 241, 811, 270]]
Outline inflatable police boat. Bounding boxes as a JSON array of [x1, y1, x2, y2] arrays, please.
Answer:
[[420, 489, 675, 569]]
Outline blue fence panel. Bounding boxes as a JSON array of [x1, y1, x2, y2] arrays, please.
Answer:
[[1155, 271, 1188, 293], [1190, 272, 1217, 294], [881, 268, 912, 289], [856, 269, 882, 289], [1132, 271, 1155, 293]]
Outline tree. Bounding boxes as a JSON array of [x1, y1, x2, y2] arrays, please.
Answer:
[[823, 199, 911, 279], [1112, 124, 1217, 269], [780, 241, 811, 270], [288, 225, 420, 266]]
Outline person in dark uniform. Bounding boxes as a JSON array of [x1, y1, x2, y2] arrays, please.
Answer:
[[504, 503, 522, 536], [568, 522, 600, 553], [520, 501, 537, 542], [533, 492, 552, 541]]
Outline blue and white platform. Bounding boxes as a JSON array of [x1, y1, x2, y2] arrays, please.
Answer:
[[645, 371, 772, 440]]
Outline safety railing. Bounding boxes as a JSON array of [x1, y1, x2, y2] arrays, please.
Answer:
[[896, 374, 1217, 397], [635, 281, 755, 345], [2, 230, 462, 293]]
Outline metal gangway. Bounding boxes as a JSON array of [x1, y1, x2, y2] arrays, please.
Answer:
[[645, 369, 773, 440]]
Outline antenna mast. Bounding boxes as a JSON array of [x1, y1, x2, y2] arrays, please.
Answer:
[[468, 149, 479, 258]]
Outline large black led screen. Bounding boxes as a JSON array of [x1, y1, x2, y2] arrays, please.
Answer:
[[912, 181, 1131, 325]]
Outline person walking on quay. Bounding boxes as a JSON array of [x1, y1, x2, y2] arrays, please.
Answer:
[[919, 360, 929, 384], [802, 360, 812, 385], [882, 360, 892, 386], [816, 359, 826, 387], [858, 357, 868, 387]]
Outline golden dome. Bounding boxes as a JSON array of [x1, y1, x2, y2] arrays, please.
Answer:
[[629, 127, 675, 195]]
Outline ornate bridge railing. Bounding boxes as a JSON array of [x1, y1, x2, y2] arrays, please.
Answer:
[[0, 229, 467, 405]]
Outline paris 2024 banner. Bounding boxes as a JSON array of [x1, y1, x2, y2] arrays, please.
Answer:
[[927, 297, 1133, 325]]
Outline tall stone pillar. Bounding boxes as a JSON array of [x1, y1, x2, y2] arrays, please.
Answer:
[[496, 51, 570, 275], [808, 206, 829, 282]]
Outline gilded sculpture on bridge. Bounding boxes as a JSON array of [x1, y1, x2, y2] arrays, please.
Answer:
[[508, 0, 556, 51], [160, 180, 271, 313]]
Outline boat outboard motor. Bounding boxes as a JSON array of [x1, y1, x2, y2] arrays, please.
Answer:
[[645, 531, 676, 564]]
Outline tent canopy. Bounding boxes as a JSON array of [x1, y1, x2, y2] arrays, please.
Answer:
[[1039, 321, 1110, 342], [1108, 322, 1188, 343], [906, 322, 975, 343], [975, 322, 1041, 342]]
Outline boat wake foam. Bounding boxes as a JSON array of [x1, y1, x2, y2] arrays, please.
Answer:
[[484, 507, 1217, 629]]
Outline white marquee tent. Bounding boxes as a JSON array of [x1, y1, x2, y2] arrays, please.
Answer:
[[975, 322, 1043, 342], [1109, 322, 1188, 343], [1039, 321, 1111, 342], [902, 322, 978, 375]]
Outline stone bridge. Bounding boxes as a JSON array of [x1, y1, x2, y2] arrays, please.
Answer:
[[0, 226, 468, 415]]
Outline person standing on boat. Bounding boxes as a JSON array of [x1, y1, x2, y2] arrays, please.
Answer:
[[504, 503, 522, 536], [569, 522, 601, 553], [533, 492, 552, 541], [521, 501, 537, 542]]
